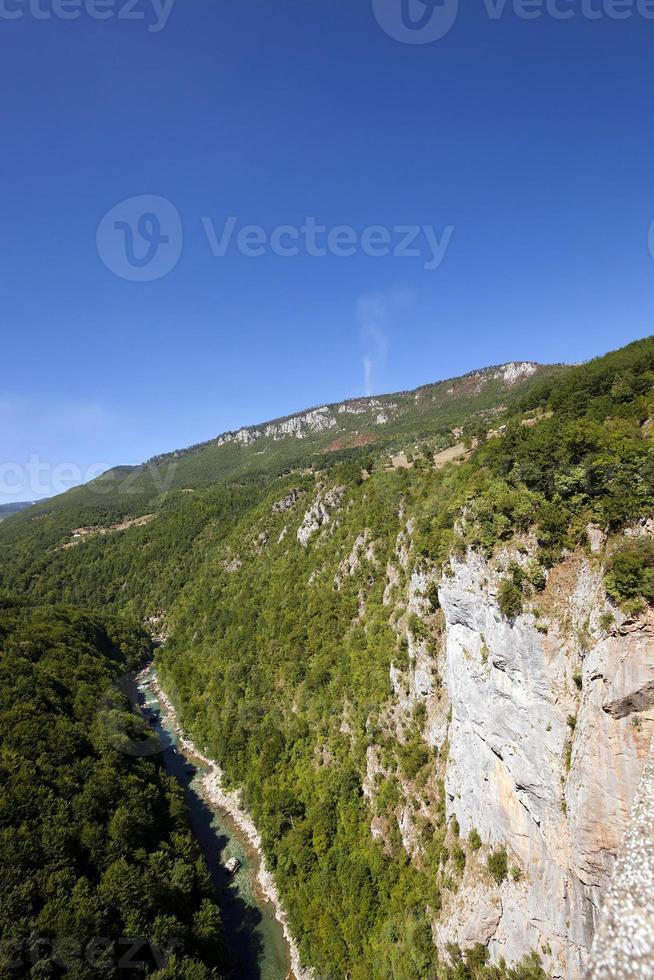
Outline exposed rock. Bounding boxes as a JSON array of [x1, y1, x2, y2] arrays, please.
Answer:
[[586, 524, 607, 554], [388, 567, 448, 747], [390, 452, 412, 470], [494, 362, 538, 386], [307, 564, 325, 586], [334, 530, 376, 588], [297, 486, 345, 547], [383, 562, 401, 606], [437, 549, 654, 978], [624, 517, 654, 539], [272, 489, 303, 513], [602, 638, 654, 718], [217, 407, 337, 449], [143, 610, 169, 647], [362, 744, 386, 802], [587, 740, 654, 980], [370, 815, 393, 855], [434, 880, 503, 951], [407, 568, 432, 617], [337, 398, 387, 416], [265, 407, 336, 440], [567, 621, 654, 940]]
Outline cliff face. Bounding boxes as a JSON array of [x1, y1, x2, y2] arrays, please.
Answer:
[[399, 544, 654, 977]]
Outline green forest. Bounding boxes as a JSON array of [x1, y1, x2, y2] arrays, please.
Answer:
[[1, 337, 653, 978], [0, 600, 226, 978]]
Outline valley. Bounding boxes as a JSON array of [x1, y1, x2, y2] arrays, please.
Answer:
[[1, 337, 653, 978], [135, 668, 296, 980]]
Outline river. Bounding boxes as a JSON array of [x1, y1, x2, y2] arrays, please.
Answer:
[[134, 667, 294, 980]]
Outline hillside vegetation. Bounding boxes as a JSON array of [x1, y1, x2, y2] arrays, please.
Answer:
[[0, 337, 653, 978], [0, 600, 226, 978]]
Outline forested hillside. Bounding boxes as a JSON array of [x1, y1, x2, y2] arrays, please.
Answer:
[[0, 502, 34, 522], [0, 601, 226, 978], [0, 337, 653, 979]]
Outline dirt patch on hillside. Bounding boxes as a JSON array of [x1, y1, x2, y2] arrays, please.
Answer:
[[325, 433, 377, 452], [62, 514, 155, 548], [433, 443, 470, 469]]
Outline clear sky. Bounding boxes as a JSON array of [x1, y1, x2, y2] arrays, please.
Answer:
[[2, 0, 654, 502]]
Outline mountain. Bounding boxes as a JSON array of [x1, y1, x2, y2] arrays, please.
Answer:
[[0, 359, 559, 537], [0, 500, 34, 522], [0, 337, 653, 979]]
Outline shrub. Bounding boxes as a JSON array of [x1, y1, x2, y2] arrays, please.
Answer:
[[488, 847, 508, 884], [508, 951, 548, 979], [468, 828, 482, 851], [527, 561, 547, 591], [605, 540, 654, 608], [499, 579, 523, 620], [465, 944, 490, 970], [397, 740, 430, 781], [452, 845, 466, 875], [426, 582, 441, 611]]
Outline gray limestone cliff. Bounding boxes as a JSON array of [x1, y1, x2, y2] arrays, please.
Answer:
[[368, 537, 654, 978]]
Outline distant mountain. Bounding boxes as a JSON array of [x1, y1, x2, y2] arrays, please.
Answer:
[[5, 359, 562, 526], [0, 501, 34, 521], [147, 360, 557, 473]]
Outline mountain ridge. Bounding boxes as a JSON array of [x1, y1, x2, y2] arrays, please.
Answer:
[[145, 359, 555, 468], [0, 356, 563, 525]]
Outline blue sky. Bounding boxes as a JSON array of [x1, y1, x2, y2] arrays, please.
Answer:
[[1, 0, 654, 501]]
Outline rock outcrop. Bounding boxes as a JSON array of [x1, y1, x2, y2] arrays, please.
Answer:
[[297, 486, 345, 547], [368, 539, 654, 978], [435, 549, 654, 978]]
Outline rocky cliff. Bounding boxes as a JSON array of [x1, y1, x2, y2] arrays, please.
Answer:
[[370, 531, 654, 978]]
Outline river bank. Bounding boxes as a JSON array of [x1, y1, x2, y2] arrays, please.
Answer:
[[138, 668, 312, 980]]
